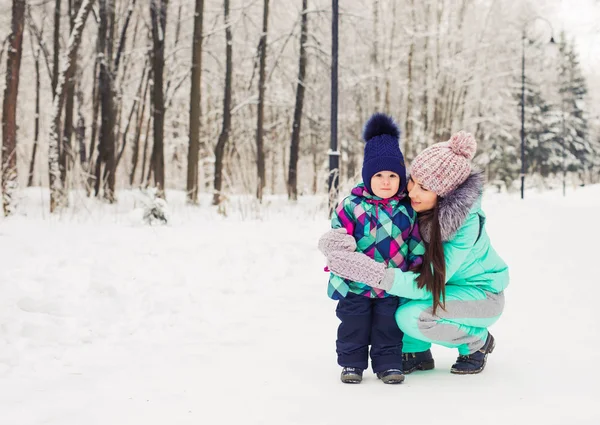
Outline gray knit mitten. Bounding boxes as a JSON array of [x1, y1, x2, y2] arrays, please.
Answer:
[[327, 250, 395, 292], [318, 228, 357, 256]]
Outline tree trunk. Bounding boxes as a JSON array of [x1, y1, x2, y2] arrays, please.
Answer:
[[311, 130, 318, 194], [62, 73, 75, 187], [52, 0, 60, 97], [383, 0, 397, 113], [404, 0, 416, 162], [212, 0, 232, 206], [28, 43, 41, 187], [113, 0, 137, 72], [255, 0, 269, 202], [187, 0, 204, 204], [130, 70, 150, 186], [2, 0, 25, 216], [371, 0, 380, 111], [61, 0, 83, 191], [87, 59, 100, 194], [269, 107, 277, 195], [116, 62, 148, 168], [95, 0, 116, 202], [287, 0, 308, 201], [150, 0, 168, 198], [140, 113, 152, 187], [48, 0, 95, 213], [421, 1, 430, 141], [76, 87, 86, 172]]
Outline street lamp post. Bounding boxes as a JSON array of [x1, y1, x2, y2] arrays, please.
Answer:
[[519, 17, 555, 200]]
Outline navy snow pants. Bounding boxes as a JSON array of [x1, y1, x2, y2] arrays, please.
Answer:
[[335, 293, 404, 373]]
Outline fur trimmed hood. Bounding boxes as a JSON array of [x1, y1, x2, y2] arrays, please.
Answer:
[[419, 171, 484, 243]]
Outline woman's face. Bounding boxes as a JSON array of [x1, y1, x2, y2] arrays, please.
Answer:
[[370, 171, 400, 199], [407, 176, 438, 212]]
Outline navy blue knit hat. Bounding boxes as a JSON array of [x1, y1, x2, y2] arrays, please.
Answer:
[[361, 113, 406, 196]]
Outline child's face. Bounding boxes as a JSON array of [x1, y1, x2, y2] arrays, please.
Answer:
[[370, 171, 400, 199], [407, 176, 438, 212]]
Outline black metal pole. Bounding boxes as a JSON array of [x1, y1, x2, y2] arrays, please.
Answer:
[[328, 0, 339, 215], [520, 31, 526, 200]]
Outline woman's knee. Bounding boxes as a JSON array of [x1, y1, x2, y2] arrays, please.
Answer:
[[395, 301, 432, 333]]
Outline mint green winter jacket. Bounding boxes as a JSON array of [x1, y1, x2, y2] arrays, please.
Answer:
[[385, 173, 509, 300]]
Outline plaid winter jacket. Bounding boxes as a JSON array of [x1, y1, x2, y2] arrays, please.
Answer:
[[327, 183, 425, 300]]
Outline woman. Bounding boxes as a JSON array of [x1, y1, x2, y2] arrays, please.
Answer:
[[320, 131, 508, 374]]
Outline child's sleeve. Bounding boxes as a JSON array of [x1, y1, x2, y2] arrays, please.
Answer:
[[331, 197, 356, 235], [406, 214, 425, 270]]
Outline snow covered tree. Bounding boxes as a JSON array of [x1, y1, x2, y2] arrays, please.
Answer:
[[212, 0, 233, 206], [287, 0, 308, 201], [60, 0, 84, 190], [522, 76, 562, 177], [48, 0, 95, 212], [186, 0, 203, 204], [255, 0, 269, 202], [2, 0, 25, 216], [557, 33, 592, 182], [95, 0, 117, 202], [0, 0, 596, 208], [149, 0, 168, 199]]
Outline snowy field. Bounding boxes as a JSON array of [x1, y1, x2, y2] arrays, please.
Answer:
[[1, 184, 599, 425]]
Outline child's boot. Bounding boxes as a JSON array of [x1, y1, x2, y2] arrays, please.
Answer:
[[376, 369, 405, 384], [340, 367, 363, 384]]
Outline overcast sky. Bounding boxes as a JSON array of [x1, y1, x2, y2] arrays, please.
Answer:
[[553, 0, 600, 73], [546, 0, 600, 114]]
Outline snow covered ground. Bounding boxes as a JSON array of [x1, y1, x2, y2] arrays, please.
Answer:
[[1, 185, 599, 425]]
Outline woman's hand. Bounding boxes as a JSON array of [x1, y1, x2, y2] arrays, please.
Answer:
[[326, 250, 395, 291], [317, 228, 357, 256]]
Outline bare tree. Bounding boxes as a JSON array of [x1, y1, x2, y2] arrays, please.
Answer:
[[403, 0, 416, 162], [130, 63, 151, 186], [94, 0, 116, 201], [1, 0, 26, 216], [61, 0, 83, 189], [86, 42, 100, 194], [187, 0, 204, 204], [0, 36, 10, 65], [75, 84, 86, 176], [113, 0, 137, 71], [150, 0, 168, 198], [27, 30, 41, 187], [52, 0, 60, 97], [287, 0, 308, 201], [48, 0, 95, 213], [371, 0, 380, 110], [6, 0, 597, 207], [212, 0, 233, 206], [112, 0, 139, 171], [255, 0, 269, 202], [116, 61, 148, 168]]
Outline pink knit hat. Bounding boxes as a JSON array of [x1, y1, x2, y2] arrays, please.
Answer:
[[410, 131, 477, 197]]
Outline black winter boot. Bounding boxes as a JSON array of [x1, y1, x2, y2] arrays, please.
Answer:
[[450, 333, 495, 375], [402, 350, 435, 374], [376, 369, 405, 384], [340, 367, 363, 384]]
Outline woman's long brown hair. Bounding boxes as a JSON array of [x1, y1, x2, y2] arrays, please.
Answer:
[[415, 204, 446, 315]]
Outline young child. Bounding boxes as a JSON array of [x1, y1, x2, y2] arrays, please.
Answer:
[[320, 113, 424, 384]]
